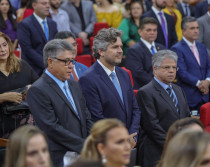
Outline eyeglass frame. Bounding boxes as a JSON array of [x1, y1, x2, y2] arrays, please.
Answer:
[[157, 65, 179, 71], [52, 57, 77, 66]]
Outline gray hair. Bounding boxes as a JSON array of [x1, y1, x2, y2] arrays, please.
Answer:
[[152, 50, 178, 67], [181, 16, 197, 30], [43, 39, 75, 67], [92, 28, 123, 59]]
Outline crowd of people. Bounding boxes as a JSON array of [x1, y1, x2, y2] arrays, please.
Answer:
[[0, 0, 210, 167]]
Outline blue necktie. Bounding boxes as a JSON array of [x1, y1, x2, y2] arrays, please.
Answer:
[[151, 45, 156, 55], [63, 83, 80, 119], [167, 87, 179, 112], [42, 20, 49, 41], [110, 72, 123, 103], [158, 12, 168, 49]]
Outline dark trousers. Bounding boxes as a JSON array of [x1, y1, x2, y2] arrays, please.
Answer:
[[50, 150, 66, 167]]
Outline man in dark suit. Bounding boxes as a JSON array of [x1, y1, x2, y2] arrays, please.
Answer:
[[195, 0, 208, 18], [171, 16, 210, 112], [17, 0, 58, 76], [27, 39, 93, 167], [177, 0, 195, 18], [136, 50, 190, 167], [141, 0, 177, 48], [54, 31, 88, 81], [79, 28, 140, 148], [125, 17, 165, 89]]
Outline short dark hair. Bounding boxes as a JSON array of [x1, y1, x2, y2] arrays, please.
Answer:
[[181, 16, 197, 30], [139, 17, 158, 30], [54, 31, 76, 40]]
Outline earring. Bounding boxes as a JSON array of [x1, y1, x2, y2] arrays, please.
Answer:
[[102, 155, 107, 164]]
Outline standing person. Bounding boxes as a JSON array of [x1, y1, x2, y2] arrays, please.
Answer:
[[4, 125, 53, 167], [49, 0, 71, 32], [0, 0, 18, 49], [141, 0, 177, 48], [136, 50, 190, 167], [177, 0, 195, 18], [27, 39, 93, 167], [79, 28, 140, 148], [0, 32, 38, 138], [171, 16, 210, 112], [17, 0, 58, 76], [197, 1, 210, 58], [61, 0, 96, 49], [125, 17, 165, 89], [54, 31, 88, 81], [118, 0, 144, 53]]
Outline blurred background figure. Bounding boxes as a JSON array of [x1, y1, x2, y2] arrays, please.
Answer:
[[163, 0, 182, 41], [22, 0, 33, 19], [177, 0, 195, 18], [118, 0, 144, 53], [4, 125, 53, 167], [0, 0, 18, 50], [161, 130, 210, 167], [157, 117, 204, 167], [80, 119, 131, 167], [94, 0, 122, 28], [16, 0, 27, 23], [0, 32, 38, 138]]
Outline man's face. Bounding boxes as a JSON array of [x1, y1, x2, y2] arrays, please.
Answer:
[[153, 57, 177, 85], [33, 0, 50, 19], [64, 37, 77, 58], [99, 37, 123, 70], [182, 21, 199, 43], [139, 23, 158, 44], [153, 0, 166, 10], [48, 50, 74, 82], [50, 0, 61, 9]]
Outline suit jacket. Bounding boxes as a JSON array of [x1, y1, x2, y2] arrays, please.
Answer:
[[141, 9, 177, 48], [195, 0, 208, 18], [17, 15, 58, 75], [27, 73, 93, 154], [70, 62, 88, 81], [171, 39, 210, 108], [79, 61, 140, 134], [136, 79, 190, 167], [125, 40, 165, 89], [198, 13, 210, 58], [61, 0, 97, 36], [177, 3, 195, 18]]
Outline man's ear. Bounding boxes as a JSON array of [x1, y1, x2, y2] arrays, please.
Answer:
[[98, 49, 104, 58]]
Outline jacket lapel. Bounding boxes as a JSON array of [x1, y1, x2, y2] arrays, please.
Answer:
[[32, 15, 47, 42]]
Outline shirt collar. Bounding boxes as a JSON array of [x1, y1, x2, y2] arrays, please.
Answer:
[[152, 6, 163, 15], [97, 60, 116, 76], [33, 12, 47, 25], [49, 8, 61, 15], [154, 77, 172, 91], [182, 37, 196, 47], [141, 38, 155, 50]]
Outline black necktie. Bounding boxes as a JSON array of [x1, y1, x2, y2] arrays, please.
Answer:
[[166, 87, 179, 112]]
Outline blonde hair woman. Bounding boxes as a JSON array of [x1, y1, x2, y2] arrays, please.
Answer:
[[81, 119, 131, 167]]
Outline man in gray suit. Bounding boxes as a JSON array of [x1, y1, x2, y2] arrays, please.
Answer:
[[136, 50, 190, 167], [198, 1, 210, 58], [27, 39, 93, 167], [61, 0, 96, 47]]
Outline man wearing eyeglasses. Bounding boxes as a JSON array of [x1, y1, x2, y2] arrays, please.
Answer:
[[27, 39, 93, 167], [136, 50, 190, 167]]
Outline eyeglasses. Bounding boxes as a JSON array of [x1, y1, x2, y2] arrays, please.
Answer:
[[157, 66, 179, 71], [53, 58, 77, 66]]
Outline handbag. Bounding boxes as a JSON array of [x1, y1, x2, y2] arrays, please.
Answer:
[[1, 86, 30, 115]]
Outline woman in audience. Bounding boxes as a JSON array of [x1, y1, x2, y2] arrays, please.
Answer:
[[118, 0, 143, 53], [163, 0, 182, 41], [157, 117, 204, 167], [4, 125, 52, 167], [161, 130, 210, 167], [16, 0, 28, 23], [0, 0, 18, 49], [0, 32, 38, 138], [94, 0, 122, 28], [80, 119, 131, 167]]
